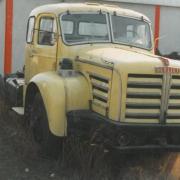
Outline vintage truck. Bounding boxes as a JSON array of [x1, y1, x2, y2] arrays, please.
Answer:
[[1, 2, 180, 157]]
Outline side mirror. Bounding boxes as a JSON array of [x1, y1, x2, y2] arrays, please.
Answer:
[[154, 35, 166, 54], [154, 35, 166, 48]]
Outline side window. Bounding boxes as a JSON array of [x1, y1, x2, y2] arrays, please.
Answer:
[[38, 17, 55, 46], [26, 17, 35, 43]]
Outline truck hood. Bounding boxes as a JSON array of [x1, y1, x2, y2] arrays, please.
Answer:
[[76, 46, 180, 74]]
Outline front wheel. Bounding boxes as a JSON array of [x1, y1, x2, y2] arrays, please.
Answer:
[[29, 93, 63, 159]]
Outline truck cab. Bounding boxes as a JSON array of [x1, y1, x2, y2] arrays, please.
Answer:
[[3, 3, 180, 157]]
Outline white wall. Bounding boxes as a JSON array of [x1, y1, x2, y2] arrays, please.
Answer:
[[104, 0, 180, 7], [159, 6, 180, 54], [1, 0, 180, 73]]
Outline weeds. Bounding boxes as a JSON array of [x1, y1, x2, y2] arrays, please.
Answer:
[[59, 136, 112, 180], [0, 91, 179, 180]]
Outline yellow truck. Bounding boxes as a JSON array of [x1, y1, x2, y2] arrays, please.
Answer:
[[2, 2, 180, 156]]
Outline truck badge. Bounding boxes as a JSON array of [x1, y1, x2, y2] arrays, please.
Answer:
[[155, 57, 180, 74], [159, 57, 169, 66]]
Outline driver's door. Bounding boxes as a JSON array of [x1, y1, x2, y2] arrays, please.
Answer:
[[26, 13, 58, 82]]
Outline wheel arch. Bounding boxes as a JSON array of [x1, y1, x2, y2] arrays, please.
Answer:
[[24, 71, 90, 137], [25, 73, 67, 137]]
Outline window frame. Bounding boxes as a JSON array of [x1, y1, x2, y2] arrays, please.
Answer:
[[110, 14, 153, 51], [59, 12, 111, 46], [38, 16, 56, 46], [26, 16, 35, 44]]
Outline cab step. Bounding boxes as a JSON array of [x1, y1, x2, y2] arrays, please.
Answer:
[[12, 107, 24, 116]]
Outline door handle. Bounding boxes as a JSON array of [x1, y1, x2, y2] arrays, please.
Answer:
[[29, 49, 37, 57], [32, 49, 37, 54]]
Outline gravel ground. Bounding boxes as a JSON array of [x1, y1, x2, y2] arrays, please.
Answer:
[[0, 99, 180, 180]]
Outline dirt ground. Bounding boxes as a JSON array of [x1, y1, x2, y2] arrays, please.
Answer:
[[1, 100, 180, 180]]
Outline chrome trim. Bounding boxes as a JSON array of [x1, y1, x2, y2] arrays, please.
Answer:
[[76, 58, 113, 70], [91, 81, 109, 91], [159, 74, 167, 123], [89, 72, 110, 81], [93, 92, 108, 101], [93, 99, 108, 108], [164, 75, 172, 117]]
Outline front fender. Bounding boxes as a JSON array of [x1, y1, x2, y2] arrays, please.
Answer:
[[27, 71, 90, 137]]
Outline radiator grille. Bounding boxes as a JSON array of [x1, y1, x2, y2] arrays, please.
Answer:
[[89, 73, 110, 109], [125, 74, 163, 122]]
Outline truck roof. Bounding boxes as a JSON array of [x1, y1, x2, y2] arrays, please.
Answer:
[[30, 2, 150, 22]]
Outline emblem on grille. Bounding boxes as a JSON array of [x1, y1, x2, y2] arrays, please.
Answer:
[[159, 57, 169, 66], [155, 57, 180, 74], [155, 67, 180, 74]]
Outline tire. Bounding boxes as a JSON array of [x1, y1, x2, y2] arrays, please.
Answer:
[[0, 76, 9, 118], [30, 93, 63, 159]]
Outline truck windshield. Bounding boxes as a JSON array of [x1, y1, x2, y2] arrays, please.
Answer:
[[111, 15, 152, 49], [60, 13, 152, 49], [60, 13, 110, 44]]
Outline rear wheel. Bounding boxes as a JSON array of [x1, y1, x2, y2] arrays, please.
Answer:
[[29, 93, 63, 159]]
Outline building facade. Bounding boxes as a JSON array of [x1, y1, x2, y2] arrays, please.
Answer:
[[1, 0, 180, 74]]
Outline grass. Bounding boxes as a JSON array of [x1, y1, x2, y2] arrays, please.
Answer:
[[0, 92, 179, 179]]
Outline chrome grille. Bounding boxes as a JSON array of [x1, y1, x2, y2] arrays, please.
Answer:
[[125, 74, 163, 122]]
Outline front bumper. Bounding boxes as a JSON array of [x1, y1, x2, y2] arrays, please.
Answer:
[[115, 145, 180, 153], [67, 110, 180, 152]]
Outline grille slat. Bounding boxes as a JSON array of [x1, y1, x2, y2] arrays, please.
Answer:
[[127, 94, 161, 99], [127, 88, 161, 94], [128, 77, 162, 84], [171, 85, 180, 89], [167, 115, 180, 119], [169, 95, 180, 99], [167, 109, 180, 115], [127, 84, 162, 89], [171, 79, 180, 90], [127, 98, 161, 104], [128, 74, 162, 78], [126, 103, 160, 109], [126, 114, 160, 119]]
